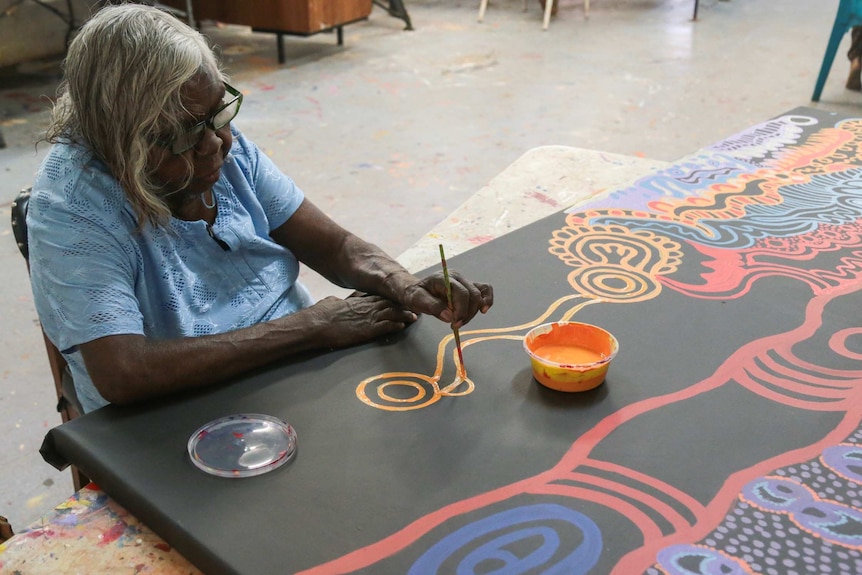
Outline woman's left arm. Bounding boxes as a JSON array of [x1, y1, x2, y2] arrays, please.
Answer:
[[270, 198, 493, 326]]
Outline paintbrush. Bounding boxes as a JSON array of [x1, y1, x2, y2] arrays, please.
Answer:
[[439, 244, 466, 378]]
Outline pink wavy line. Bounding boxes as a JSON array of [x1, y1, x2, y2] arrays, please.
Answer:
[[739, 361, 852, 403], [585, 458, 706, 519], [660, 263, 835, 300], [758, 352, 862, 384], [560, 472, 692, 532], [530, 484, 663, 540]]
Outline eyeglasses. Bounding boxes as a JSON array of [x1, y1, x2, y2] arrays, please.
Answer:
[[156, 82, 243, 155]]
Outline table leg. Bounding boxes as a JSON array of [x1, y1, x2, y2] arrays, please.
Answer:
[[478, 0, 489, 22], [184, 0, 194, 26], [374, 0, 414, 30], [543, 0, 553, 30], [277, 32, 285, 64]]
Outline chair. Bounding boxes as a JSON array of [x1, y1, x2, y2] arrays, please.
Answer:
[[11, 187, 89, 491], [478, 0, 589, 31], [813, 0, 862, 101], [0, 514, 13, 543]]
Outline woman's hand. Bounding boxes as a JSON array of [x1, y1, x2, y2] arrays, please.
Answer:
[[402, 271, 494, 328], [305, 293, 419, 349], [271, 199, 494, 329]]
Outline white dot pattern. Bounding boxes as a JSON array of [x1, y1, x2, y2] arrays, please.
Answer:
[[647, 426, 862, 574]]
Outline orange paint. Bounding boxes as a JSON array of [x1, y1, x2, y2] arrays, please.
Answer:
[[527, 322, 616, 360], [532, 344, 603, 366], [524, 321, 619, 392]]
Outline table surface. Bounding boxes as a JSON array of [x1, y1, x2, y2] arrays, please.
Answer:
[[0, 146, 665, 574], [15, 107, 862, 574]]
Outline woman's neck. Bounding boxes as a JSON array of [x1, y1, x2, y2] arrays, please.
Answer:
[[167, 189, 217, 224]]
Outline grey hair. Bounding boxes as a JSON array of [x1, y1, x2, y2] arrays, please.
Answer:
[[45, 3, 226, 228]]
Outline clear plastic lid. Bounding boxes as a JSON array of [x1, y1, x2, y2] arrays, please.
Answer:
[[187, 413, 297, 478]]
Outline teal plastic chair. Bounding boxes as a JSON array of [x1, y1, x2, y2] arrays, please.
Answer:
[[813, 0, 862, 101]]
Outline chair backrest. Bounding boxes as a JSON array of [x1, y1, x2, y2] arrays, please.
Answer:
[[10, 188, 30, 259], [842, 0, 862, 28], [11, 187, 88, 490]]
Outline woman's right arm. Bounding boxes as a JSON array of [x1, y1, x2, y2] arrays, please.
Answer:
[[78, 293, 417, 405]]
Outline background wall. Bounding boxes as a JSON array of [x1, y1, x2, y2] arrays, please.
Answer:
[[0, 0, 95, 68]]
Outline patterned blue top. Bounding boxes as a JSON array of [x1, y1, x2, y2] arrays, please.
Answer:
[[28, 129, 311, 413]]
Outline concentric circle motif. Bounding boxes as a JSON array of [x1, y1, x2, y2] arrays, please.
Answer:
[[549, 224, 683, 303]]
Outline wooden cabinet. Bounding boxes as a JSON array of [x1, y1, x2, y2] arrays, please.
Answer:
[[181, 0, 372, 35], [161, 0, 374, 61]]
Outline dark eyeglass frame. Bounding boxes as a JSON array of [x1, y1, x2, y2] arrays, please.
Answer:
[[156, 82, 243, 155]]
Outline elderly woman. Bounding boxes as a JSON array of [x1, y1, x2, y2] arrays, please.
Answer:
[[28, 4, 493, 413]]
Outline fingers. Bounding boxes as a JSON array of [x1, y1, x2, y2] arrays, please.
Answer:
[[349, 294, 417, 323], [357, 296, 421, 336], [415, 271, 495, 328], [401, 276, 451, 321], [372, 300, 419, 326], [478, 282, 494, 314], [446, 271, 481, 327], [311, 295, 418, 350]]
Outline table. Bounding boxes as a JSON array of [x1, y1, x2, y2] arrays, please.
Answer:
[[13, 106, 862, 574], [16, 106, 862, 574], [0, 147, 664, 573]]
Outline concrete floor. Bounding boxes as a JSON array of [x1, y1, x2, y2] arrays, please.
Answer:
[[1, 0, 859, 533]]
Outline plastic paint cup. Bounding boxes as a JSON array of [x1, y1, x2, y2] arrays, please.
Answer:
[[523, 322, 619, 392]]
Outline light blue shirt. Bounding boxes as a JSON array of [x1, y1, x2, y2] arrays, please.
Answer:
[[28, 129, 311, 413]]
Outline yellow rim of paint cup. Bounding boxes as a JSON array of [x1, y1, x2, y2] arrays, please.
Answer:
[[523, 322, 619, 392]]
